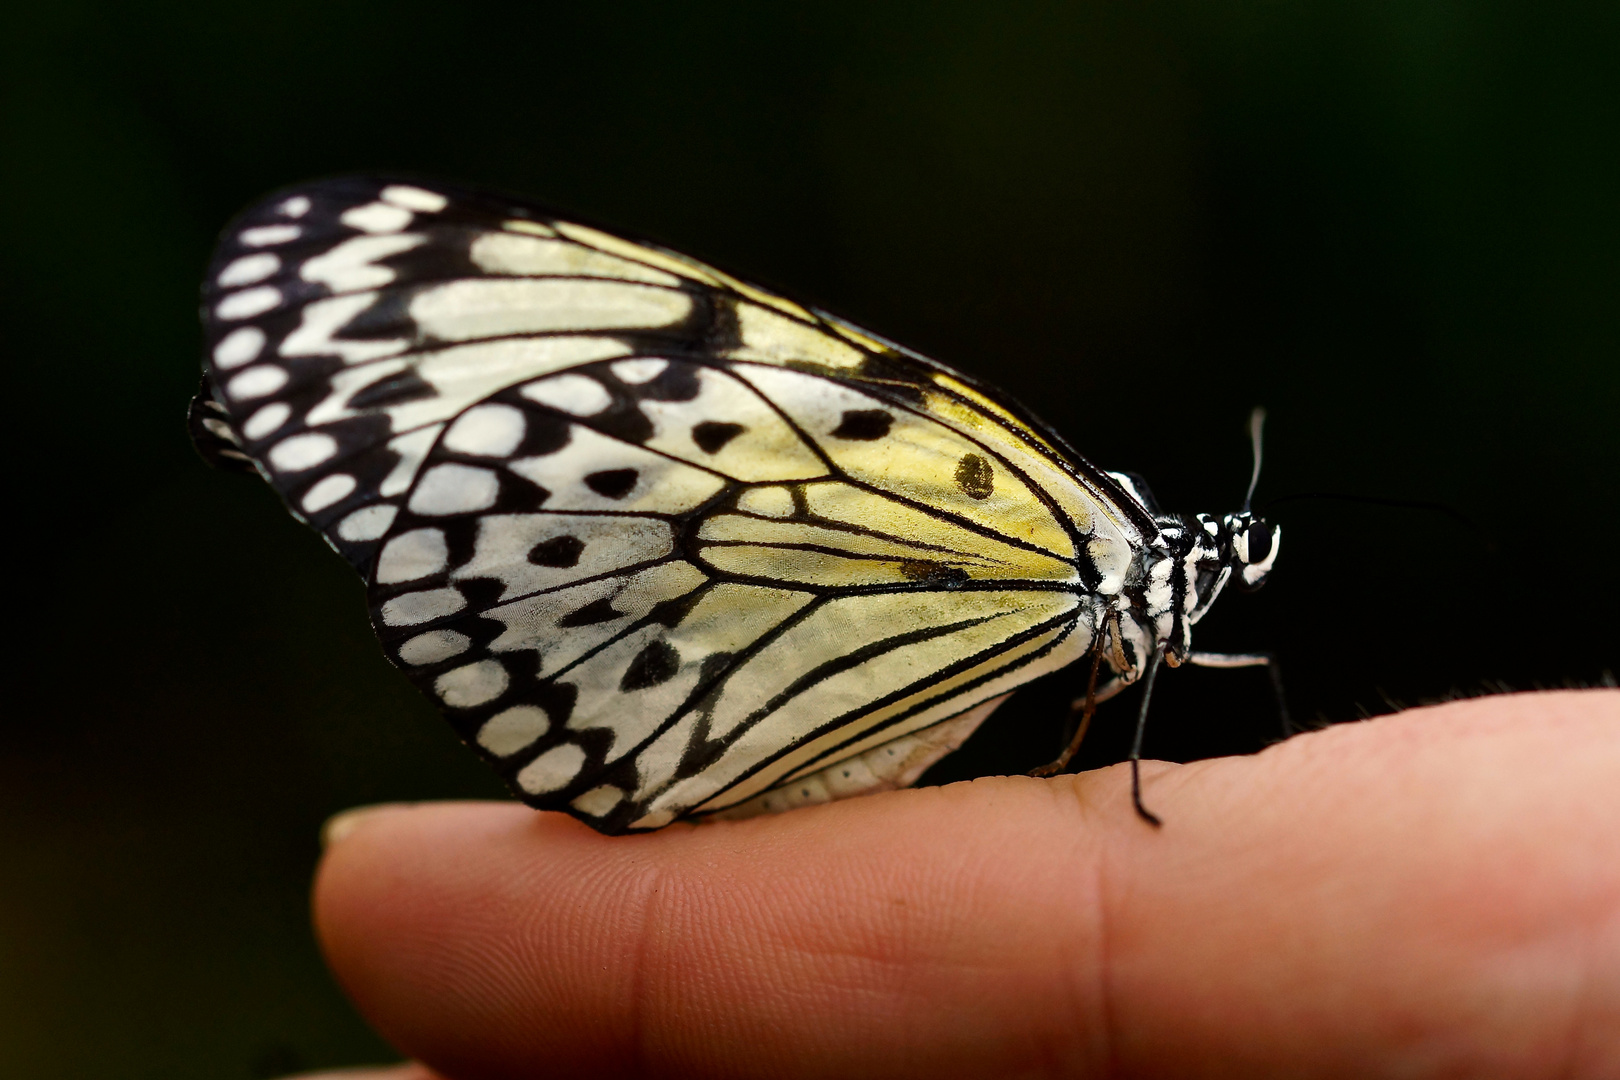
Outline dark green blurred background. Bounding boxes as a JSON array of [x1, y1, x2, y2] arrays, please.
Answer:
[[3, 1, 1615, 1075]]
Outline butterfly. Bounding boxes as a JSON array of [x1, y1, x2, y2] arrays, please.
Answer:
[[189, 177, 1281, 834]]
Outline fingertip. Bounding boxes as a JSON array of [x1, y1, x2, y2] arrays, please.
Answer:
[[279, 1063, 441, 1080], [310, 780, 1122, 1077], [313, 802, 544, 996], [321, 802, 417, 850]]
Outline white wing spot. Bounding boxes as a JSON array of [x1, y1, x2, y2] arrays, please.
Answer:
[[242, 402, 291, 440], [300, 233, 425, 292], [218, 253, 280, 287], [301, 473, 356, 512], [240, 224, 301, 246], [380, 425, 443, 497], [213, 326, 265, 370], [216, 286, 282, 320], [380, 586, 466, 626], [571, 785, 625, 817], [517, 743, 587, 795], [519, 374, 612, 417], [468, 232, 681, 286], [336, 503, 397, 542], [381, 185, 448, 212], [444, 404, 526, 457], [477, 705, 550, 757], [268, 433, 339, 472], [278, 195, 311, 218], [280, 292, 408, 365], [410, 280, 691, 340], [227, 365, 288, 401], [435, 659, 508, 708], [377, 527, 450, 584], [612, 358, 668, 384], [408, 463, 500, 516], [398, 629, 471, 666], [341, 202, 413, 234]]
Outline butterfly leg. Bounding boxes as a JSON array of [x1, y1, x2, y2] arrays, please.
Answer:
[[1187, 650, 1292, 740], [1129, 646, 1169, 828], [1029, 645, 1106, 778]]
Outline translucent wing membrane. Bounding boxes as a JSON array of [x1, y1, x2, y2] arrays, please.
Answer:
[[195, 178, 1150, 832]]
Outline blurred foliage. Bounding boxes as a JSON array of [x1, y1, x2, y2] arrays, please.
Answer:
[[2, 0, 1615, 1075]]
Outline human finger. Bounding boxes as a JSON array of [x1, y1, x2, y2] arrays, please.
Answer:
[[315, 690, 1620, 1079]]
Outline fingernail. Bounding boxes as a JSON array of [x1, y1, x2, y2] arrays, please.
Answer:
[[320, 803, 411, 850]]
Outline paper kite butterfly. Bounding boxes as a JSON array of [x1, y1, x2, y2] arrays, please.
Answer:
[[189, 178, 1282, 834]]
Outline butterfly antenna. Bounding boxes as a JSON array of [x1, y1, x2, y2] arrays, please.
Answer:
[[1242, 407, 1267, 513]]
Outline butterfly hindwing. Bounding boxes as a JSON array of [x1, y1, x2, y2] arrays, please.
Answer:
[[198, 177, 1140, 832]]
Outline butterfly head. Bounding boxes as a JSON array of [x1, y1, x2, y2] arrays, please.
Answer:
[[1178, 510, 1278, 633], [1226, 406, 1279, 591], [1222, 511, 1281, 592]]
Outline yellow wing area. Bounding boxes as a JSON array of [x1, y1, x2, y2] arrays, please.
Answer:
[[511, 214, 1150, 563], [697, 482, 1074, 590], [625, 589, 1092, 829]]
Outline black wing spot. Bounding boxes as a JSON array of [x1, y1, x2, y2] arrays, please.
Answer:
[[584, 468, 638, 499], [830, 409, 893, 440], [620, 640, 681, 691], [455, 578, 504, 609], [517, 412, 573, 457], [647, 589, 706, 628], [557, 597, 622, 628], [635, 362, 702, 403], [954, 453, 994, 499], [531, 680, 578, 728], [691, 421, 745, 454], [697, 651, 735, 684], [348, 370, 438, 410], [529, 534, 585, 568]]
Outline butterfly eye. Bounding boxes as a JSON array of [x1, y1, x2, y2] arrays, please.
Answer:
[[1245, 521, 1273, 565]]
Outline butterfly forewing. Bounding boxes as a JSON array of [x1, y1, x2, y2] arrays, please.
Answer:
[[196, 177, 1141, 832]]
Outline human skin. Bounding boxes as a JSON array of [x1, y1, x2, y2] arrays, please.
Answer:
[[305, 690, 1619, 1080]]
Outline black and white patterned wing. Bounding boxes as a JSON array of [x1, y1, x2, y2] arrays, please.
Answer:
[[193, 178, 1148, 833]]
